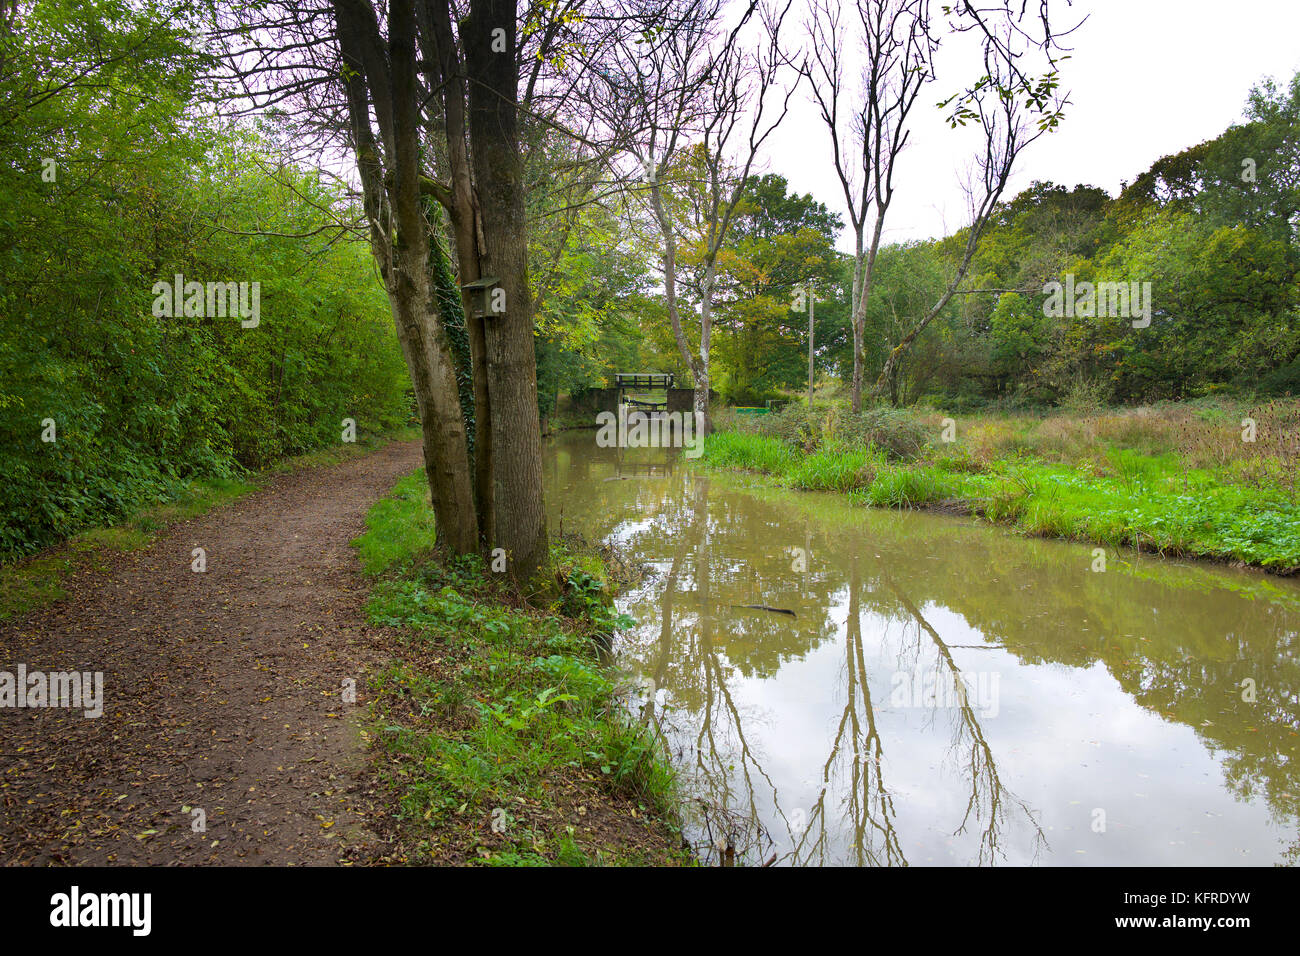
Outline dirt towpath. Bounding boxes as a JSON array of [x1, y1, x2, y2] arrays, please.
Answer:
[[0, 440, 423, 865]]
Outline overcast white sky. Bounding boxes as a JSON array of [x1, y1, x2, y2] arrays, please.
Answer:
[[762, 0, 1300, 250]]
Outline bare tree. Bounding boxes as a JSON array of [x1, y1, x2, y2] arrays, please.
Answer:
[[872, 14, 1064, 400], [802, 0, 933, 413], [802, 0, 1073, 408], [675, 6, 796, 434], [587, 0, 722, 430]]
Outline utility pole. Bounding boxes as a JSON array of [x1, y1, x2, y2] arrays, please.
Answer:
[[806, 280, 815, 407]]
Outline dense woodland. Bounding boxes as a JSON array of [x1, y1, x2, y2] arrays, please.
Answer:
[[1, 1, 411, 556], [2, 0, 1298, 561]]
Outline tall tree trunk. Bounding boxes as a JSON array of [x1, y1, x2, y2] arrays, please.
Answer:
[[335, 0, 478, 555], [388, 258, 479, 555], [850, 232, 865, 413], [696, 260, 715, 435], [850, 214, 886, 414], [422, 0, 495, 545], [463, 0, 547, 579], [425, 214, 475, 450]]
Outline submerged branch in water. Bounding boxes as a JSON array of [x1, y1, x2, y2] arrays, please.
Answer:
[[730, 604, 797, 617]]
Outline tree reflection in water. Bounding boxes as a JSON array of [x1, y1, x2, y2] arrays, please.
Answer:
[[548, 434, 1300, 866]]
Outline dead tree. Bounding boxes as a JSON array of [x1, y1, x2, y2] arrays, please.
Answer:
[[801, 0, 1074, 407], [802, 0, 934, 413], [872, 12, 1067, 400]]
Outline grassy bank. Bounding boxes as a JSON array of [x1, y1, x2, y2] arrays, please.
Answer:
[[703, 401, 1300, 572], [352, 469, 685, 866], [0, 426, 421, 621]]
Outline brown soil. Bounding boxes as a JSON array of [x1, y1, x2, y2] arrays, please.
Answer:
[[0, 440, 423, 865]]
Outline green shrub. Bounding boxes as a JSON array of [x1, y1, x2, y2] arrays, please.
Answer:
[[742, 404, 927, 460]]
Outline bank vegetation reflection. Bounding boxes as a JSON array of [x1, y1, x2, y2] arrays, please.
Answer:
[[545, 436, 1300, 866]]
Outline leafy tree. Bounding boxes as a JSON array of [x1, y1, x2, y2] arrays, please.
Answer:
[[0, 2, 410, 558], [710, 174, 842, 403]]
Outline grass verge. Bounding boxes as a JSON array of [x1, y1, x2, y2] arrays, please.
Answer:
[[703, 413, 1300, 572], [351, 468, 686, 866], [0, 426, 421, 621]]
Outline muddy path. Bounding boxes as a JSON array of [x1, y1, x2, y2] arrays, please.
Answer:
[[0, 440, 423, 865]]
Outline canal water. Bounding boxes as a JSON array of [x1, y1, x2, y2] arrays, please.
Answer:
[[544, 431, 1300, 866]]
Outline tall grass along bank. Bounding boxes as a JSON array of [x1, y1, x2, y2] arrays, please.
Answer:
[[703, 401, 1300, 573]]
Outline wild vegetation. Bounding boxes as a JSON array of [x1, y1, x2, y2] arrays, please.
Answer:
[[686, 68, 1300, 411], [0, 1, 412, 559], [705, 400, 1300, 570], [352, 470, 683, 865]]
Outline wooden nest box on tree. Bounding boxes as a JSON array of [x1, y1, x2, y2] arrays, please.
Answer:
[[461, 276, 503, 319]]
